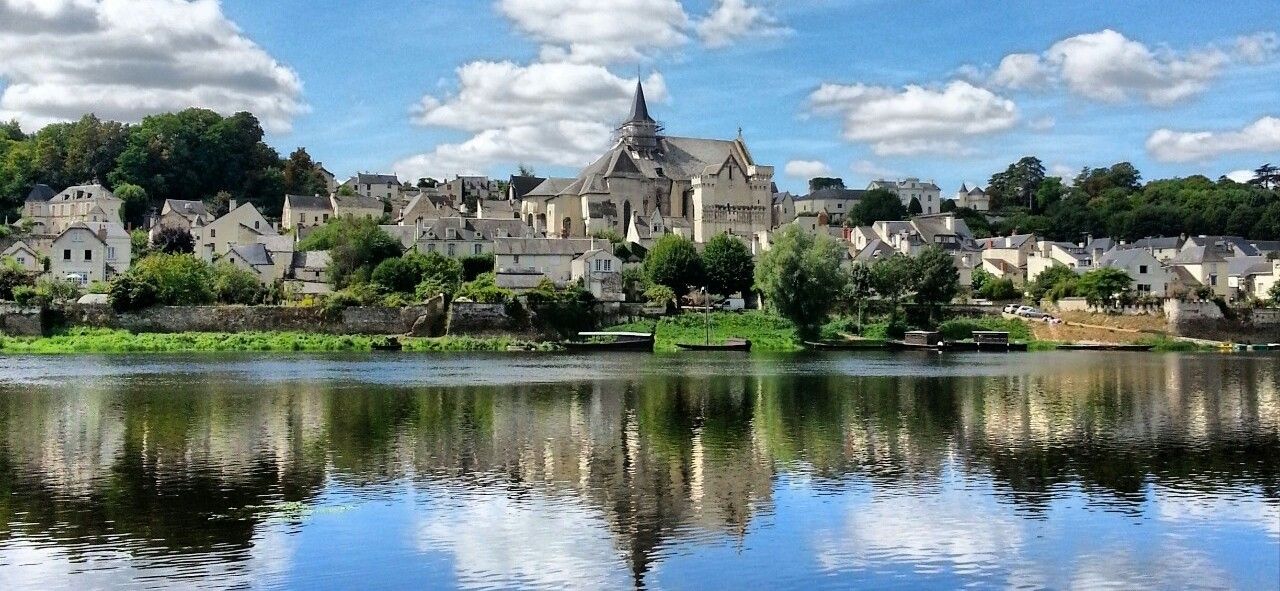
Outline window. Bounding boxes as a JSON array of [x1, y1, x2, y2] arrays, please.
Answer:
[[72, 232, 83, 243], [63, 249, 72, 261], [447, 244, 456, 256], [84, 250, 92, 261], [210, 228, 217, 238], [107, 247, 116, 260], [594, 259, 602, 271], [1210, 274, 1218, 286], [1137, 284, 1152, 293], [323, 214, 330, 221], [254, 220, 260, 230], [427, 243, 436, 252], [473, 244, 482, 255], [513, 255, 520, 264], [604, 259, 612, 272], [1139, 265, 1148, 274]]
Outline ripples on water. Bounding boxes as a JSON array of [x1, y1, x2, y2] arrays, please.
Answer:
[[0, 352, 1276, 590]]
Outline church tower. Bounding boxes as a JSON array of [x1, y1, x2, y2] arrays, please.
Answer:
[[619, 80, 660, 157]]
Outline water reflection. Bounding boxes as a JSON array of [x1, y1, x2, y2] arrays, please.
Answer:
[[0, 353, 1276, 589]]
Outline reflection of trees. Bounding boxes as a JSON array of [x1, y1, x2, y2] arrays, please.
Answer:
[[0, 353, 1275, 582]]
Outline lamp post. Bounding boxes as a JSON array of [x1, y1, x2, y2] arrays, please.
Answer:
[[702, 286, 710, 345]]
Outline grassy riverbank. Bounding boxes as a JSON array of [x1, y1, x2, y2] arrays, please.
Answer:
[[607, 311, 804, 352], [0, 328, 547, 353]]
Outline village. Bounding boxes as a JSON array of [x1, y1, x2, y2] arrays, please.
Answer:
[[1, 82, 1278, 347]]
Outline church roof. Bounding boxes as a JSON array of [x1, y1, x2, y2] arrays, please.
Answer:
[[525, 177, 575, 198], [25, 184, 55, 202], [627, 80, 654, 124], [507, 175, 545, 199]]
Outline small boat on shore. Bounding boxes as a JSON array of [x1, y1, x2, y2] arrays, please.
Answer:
[[887, 330, 1028, 352], [561, 332, 655, 352], [804, 340, 886, 350], [1056, 343, 1154, 352], [676, 339, 752, 352]]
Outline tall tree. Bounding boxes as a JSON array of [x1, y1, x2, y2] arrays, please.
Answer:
[[754, 224, 846, 338], [701, 233, 754, 296], [113, 183, 149, 228], [644, 234, 704, 297], [848, 188, 907, 226], [988, 156, 1045, 211], [912, 246, 960, 319], [282, 147, 328, 196], [808, 177, 845, 192]]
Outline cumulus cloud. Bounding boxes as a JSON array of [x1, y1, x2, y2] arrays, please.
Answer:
[[395, 63, 667, 180], [972, 29, 1277, 106], [497, 0, 690, 64], [808, 80, 1019, 155], [784, 159, 831, 179], [851, 159, 901, 180], [697, 0, 791, 48], [1146, 116, 1280, 163], [0, 0, 305, 132], [1027, 116, 1055, 131]]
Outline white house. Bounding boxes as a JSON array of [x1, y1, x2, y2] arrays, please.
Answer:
[[282, 194, 333, 231], [868, 178, 941, 215], [571, 249, 624, 301], [1099, 248, 1168, 297], [196, 202, 277, 260], [494, 238, 612, 287], [1169, 244, 1229, 298], [2, 240, 42, 272], [24, 183, 124, 234], [48, 222, 131, 284], [952, 183, 990, 211]]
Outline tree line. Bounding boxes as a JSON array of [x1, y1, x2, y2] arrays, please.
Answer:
[[946, 157, 1280, 241], [0, 110, 331, 224]]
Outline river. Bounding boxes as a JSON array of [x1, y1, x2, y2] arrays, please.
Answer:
[[0, 351, 1276, 590]]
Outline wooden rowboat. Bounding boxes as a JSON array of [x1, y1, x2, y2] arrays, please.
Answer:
[[676, 339, 752, 352], [561, 332, 655, 352]]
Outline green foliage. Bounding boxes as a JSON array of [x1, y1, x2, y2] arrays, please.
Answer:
[[298, 216, 402, 288], [111, 253, 213, 311], [870, 253, 914, 310], [456, 272, 513, 304], [644, 284, 675, 305], [988, 156, 1046, 211], [0, 328, 539, 353], [151, 226, 194, 254], [1027, 265, 1079, 303], [113, 182, 148, 227], [29, 277, 82, 307], [130, 229, 152, 259], [912, 246, 960, 308], [372, 256, 424, 294], [907, 196, 923, 215], [0, 257, 34, 300], [211, 262, 267, 305], [1076, 267, 1133, 308], [281, 147, 329, 197], [644, 234, 704, 296], [701, 233, 754, 296], [938, 317, 1033, 341], [971, 267, 994, 293], [977, 277, 1021, 301], [525, 279, 597, 337], [754, 225, 847, 338], [460, 253, 494, 281], [848, 188, 907, 226], [607, 311, 801, 352], [1268, 281, 1280, 306], [808, 177, 845, 191], [86, 280, 110, 295]]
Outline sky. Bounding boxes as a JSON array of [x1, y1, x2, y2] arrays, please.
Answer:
[[1, 0, 1278, 195]]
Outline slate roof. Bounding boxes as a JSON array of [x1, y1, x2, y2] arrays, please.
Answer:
[[1250, 240, 1280, 254], [1184, 235, 1260, 257], [525, 177, 576, 199], [1171, 244, 1227, 265], [285, 194, 331, 210], [626, 80, 654, 123], [853, 239, 895, 262], [52, 183, 115, 202], [983, 233, 1034, 249], [1101, 248, 1161, 268], [291, 250, 330, 270], [1124, 236, 1184, 250], [25, 184, 55, 202], [1226, 255, 1269, 277], [508, 175, 545, 200], [229, 242, 273, 267], [493, 238, 611, 256], [356, 173, 399, 185], [478, 199, 517, 219], [796, 188, 866, 202], [332, 192, 383, 211]]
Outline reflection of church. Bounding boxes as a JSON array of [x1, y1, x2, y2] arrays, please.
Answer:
[[521, 81, 775, 243]]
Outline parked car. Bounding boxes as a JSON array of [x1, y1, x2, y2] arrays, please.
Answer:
[[1003, 304, 1020, 314], [1015, 306, 1045, 319]]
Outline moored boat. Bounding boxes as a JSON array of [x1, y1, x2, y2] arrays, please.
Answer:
[[1056, 343, 1155, 352], [804, 340, 886, 350], [676, 339, 752, 352], [561, 332, 655, 352]]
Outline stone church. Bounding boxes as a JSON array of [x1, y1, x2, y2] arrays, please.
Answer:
[[520, 82, 775, 243]]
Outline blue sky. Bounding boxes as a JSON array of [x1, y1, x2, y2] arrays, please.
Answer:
[[3, 1, 1278, 194]]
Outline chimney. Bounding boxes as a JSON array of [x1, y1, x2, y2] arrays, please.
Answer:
[[96, 224, 107, 241], [229, 198, 238, 211]]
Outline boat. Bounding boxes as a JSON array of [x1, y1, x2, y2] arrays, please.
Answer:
[[561, 332, 655, 352], [1056, 343, 1155, 352], [804, 340, 886, 350], [887, 330, 945, 351], [371, 337, 403, 352], [676, 339, 752, 352]]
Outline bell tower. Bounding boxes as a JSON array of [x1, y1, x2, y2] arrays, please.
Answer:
[[618, 80, 660, 157]]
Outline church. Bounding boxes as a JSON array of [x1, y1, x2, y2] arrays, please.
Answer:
[[520, 81, 775, 243]]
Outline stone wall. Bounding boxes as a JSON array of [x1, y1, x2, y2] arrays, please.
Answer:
[[1164, 300, 1280, 342], [54, 303, 446, 336], [1050, 298, 1163, 316], [446, 302, 530, 337], [0, 304, 44, 336]]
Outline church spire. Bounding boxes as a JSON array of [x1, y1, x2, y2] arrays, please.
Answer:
[[627, 79, 654, 124]]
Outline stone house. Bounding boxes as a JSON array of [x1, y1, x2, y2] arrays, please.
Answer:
[[398, 192, 458, 225], [1099, 248, 1168, 297], [48, 222, 131, 284], [1169, 244, 1229, 298], [1026, 241, 1093, 283], [952, 183, 990, 211], [196, 202, 277, 260], [413, 217, 526, 258], [23, 183, 123, 234], [793, 188, 864, 225], [341, 173, 402, 206], [868, 177, 941, 215], [223, 235, 295, 283], [771, 192, 796, 228], [2, 240, 42, 272], [980, 233, 1036, 284], [494, 238, 612, 287], [332, 191, 386, 220], [150, 199, 214, 239], [571, 249, 624, 301], [282, 194, 333, 230]]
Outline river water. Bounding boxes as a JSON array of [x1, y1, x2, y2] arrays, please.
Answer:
[[0, 351, 1276, 590]]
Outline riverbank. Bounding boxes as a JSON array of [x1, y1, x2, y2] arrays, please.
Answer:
[[0, 328, 551, 354], [606, 311, 805, 352]]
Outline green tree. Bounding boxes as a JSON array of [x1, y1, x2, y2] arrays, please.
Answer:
[[152, 227, 195, 255], [1027, 265, 1079, 303], [0, 257, 35, 300], [907, 196, 923, 216], [844, 263, 874, 327], [644, 234, 704, 297], [1076, 267, 1132, 308], [701, 233, 754, 296], [971, 267, 994, 293], [978, 277, 1020, 301], [282, 147, 328, 197], [456, 272, 513, 304], [754, 225, 846, 338], [211, 262, 266, 304], [988, 156, 1046, 211], [1269, 281, 1280, 306], [111, 253, 214, 309], [911, 246, 960, 316], [113, 182, 149, 227], [1035, 176, 1065, 211], [848, 188, 907, 226], [808, 177, 845, 192], [870, 253, 914, 316], [372, 256, 424, 294], [298, 217, 403, 288]]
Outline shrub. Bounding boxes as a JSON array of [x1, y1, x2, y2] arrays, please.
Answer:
[[298, 216, 402, 288], [0, 257, 35, 300], [978, 277, 1021, 301], [118, 253, 214, 307], [152, 227, 195, 254], [211, 262, 266, 305], [86, 280, 111, 295], [12, 285, 37, 307], [644, 234, 704, 297], [372, 256, 424, 294], [460, 254, 494, 282], [644, 284, 675, 305], [456, 272, 513, 304]]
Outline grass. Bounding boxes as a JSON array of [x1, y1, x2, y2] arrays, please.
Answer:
[[937, 317, 1034, 342], [1134, 335, 1213, 352], [0, 328, 543, 354], [606, 310, 803, 352]]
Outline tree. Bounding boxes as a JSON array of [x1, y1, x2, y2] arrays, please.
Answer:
[[1076, 267, 1132, 308], [971, 267, 994, 294], [808, 177, 845, 192], [456, 272, 513, 304], [282, 147, 328, 197], [152, 227, 195, 255], [754, 225, 846, 338], [701, 233, 754, 296], [1026, 265, 1078, 303], [113, 182, 149, 227], [1250, 163, 1279, 190], [1035, 176, 1065, 211], [0, 257, 34, 300], [111, 253, 214, 309], [844, 263, 874, 327], [298, 216, 403, 288], [848, 188, 907, 226], [644, 234, 704, 297], [912, 246, 960, 316], [978, 277, 1021, 301], [907, 196, 923, 216], [1269, 281, 1280, 306], [516, 163, 537, 177], [870, 253, 914, 316], [372, 256, 424, 294], [989, 156, 1045, 211], [211, 262, 266, 304], [414, 251, 463, 300]]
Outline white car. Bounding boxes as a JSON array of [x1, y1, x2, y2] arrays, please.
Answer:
[[1016, 306, 1045, 319], [1003, 304, 1020, 314]]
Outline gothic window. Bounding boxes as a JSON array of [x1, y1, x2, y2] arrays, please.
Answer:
[[623, 201, 632, 225]]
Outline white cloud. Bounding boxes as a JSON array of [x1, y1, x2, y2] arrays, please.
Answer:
[[1234, 31, 1279, 64], [991, 53, 1052, 89], [1049, 163, 1077, 182], [497, 0, 690, 64], [1146, 116, 1280, 163], [1226, 169, 1255, 183], [851, 159, 901, 180], [809, 80, 1018, 155], [395, 62, 667, 180], [0, 0, 305, 132], [974, 29, 1278, 106], [1027, 116, 1055, 131], [784, 159, 831, 179], [697, 0, 791, 49]]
